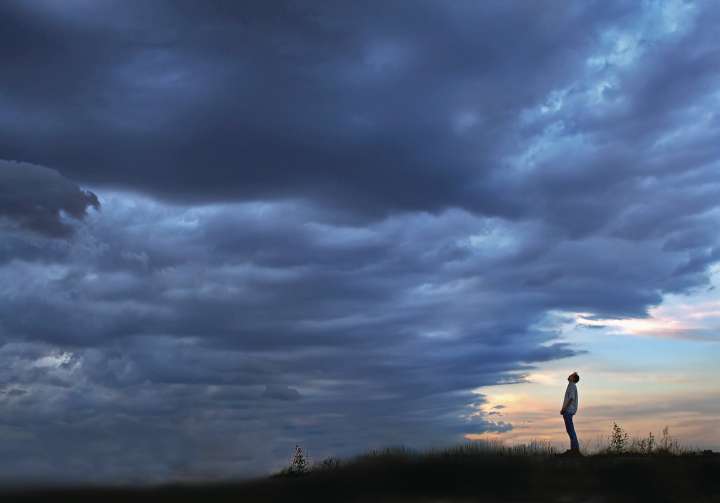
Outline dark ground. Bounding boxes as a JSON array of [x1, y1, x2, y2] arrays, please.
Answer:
[[2, 450, 719, 502]]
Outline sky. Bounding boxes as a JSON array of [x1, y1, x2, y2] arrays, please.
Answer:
[[0, 0, 719, 485]]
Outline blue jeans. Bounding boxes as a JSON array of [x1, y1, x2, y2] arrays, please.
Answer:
[[563, 412, 579, 450]]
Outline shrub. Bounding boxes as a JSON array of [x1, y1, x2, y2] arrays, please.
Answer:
[[276, 444, 310, 477], [290, 444, 309, 474], [609, 422, 629, 454]]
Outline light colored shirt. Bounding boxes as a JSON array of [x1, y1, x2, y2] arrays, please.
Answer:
[[563, 382, 578, 414]]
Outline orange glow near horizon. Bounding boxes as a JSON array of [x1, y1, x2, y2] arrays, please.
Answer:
[[572, 268, 720, 342], [288, 265, 719, 453], [465, 269, 720, 452], [466, 375, 720, 452], [575, 313, 704, 340]]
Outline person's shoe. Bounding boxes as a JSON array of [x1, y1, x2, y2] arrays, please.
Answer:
[[556, 449, 573, 457], [569, 448, 583, 457]]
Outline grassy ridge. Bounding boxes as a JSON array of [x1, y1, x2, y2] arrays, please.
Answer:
[[3, 442, 719, 502]]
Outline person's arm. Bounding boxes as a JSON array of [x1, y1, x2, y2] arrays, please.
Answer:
[[560, 388, 574, 414], [560, 396, 573, 414]]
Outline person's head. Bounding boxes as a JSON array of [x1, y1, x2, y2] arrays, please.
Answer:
[[568, 372, 580, 383]]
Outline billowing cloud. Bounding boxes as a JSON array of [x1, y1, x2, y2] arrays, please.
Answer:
[[0, 188, 716, 482], [2, 1, 716, 227]]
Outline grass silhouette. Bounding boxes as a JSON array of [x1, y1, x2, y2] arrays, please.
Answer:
[[3, 428, 718, 502]]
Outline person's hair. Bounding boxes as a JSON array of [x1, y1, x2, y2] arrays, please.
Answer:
[[571, 372, 580, 383]]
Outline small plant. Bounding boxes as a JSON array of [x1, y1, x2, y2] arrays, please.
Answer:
[[598, 423, 687, 456], [657, 426, 680, 454], [609, 422, 629, 454], [631, 431, 655, 455], [275, 444, 310, 477], [290, 444, 309, 474]]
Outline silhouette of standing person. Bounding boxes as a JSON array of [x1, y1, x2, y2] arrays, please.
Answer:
[[560, 371, 581, 456]]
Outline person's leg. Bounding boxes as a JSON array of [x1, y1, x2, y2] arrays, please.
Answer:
[[564, 413, 579, 451], [562, 412, 573, 450]]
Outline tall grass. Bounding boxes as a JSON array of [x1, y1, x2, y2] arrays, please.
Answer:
[[348, 439, 557, 465], [276, 421, 706, 479], [595, 423, 690, 456], [427, 439, 557, 458], [277, 439, 558, 477]]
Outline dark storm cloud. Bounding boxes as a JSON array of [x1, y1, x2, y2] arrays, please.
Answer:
[[0, 160, 99, 238], [0, 186, 716, 482], [0, 198, 584, 482], [0, 0, 634, 221], [1, 0, 720, 486]]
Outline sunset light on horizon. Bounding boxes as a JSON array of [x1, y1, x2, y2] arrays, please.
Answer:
[[469, 264, 720, 451]]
